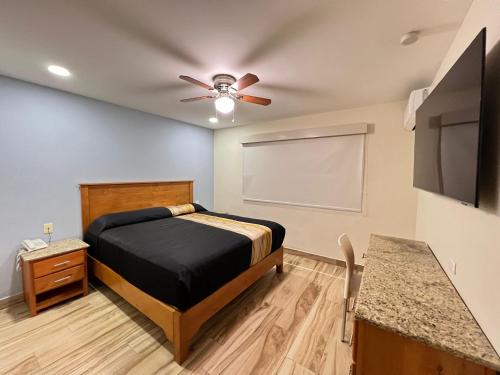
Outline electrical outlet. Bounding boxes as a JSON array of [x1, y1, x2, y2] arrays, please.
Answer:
[[43, 222, 53, 234], [448, 258, 457, 275]]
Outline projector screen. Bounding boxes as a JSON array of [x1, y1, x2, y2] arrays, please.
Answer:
[[242, 134, 365, 211]]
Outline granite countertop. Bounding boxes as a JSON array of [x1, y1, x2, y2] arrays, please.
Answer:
[[21, 238, 89, 262], [355, 234, 500, 371]]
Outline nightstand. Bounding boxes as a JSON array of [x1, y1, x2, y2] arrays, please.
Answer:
[[21, 238, 89, 316]]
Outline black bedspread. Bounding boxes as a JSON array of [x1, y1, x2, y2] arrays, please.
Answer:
[[85, 207, 285, 311]]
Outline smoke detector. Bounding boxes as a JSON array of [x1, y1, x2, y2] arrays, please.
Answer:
[[400, 31, 420, 46]]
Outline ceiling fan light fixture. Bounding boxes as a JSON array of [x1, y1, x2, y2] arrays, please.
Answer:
[[215, 96, 235, 114]]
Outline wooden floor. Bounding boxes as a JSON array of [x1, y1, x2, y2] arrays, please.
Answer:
[[0, 253, 360, 375]]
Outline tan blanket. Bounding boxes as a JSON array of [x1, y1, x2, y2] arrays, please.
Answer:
[[176, 213, 272, 265]]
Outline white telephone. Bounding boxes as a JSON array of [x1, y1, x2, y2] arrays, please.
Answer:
[[22, 239, 48, 251]]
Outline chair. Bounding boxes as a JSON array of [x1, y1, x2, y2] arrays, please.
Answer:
[[338, 233, 355, 343]]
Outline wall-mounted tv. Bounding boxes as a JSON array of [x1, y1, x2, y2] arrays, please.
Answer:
[[413, 28, 486, 206]]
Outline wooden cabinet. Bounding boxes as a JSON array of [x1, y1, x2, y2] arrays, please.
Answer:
[[352, 319, 497, 375], [21, 240, 89, 316]]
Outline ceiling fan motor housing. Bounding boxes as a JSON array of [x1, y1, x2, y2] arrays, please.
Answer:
[[213, 74, 236, 93]]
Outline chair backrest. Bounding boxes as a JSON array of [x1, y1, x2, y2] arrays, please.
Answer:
[[338, 233, 355, 299]]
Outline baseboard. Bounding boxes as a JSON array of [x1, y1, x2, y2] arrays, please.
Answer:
[[0, 292, 24, 310], [284, 247, 364, 272]]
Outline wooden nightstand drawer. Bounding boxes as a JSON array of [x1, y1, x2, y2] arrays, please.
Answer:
[[33, 249, 85, 278], [34, 265, 85, 294]]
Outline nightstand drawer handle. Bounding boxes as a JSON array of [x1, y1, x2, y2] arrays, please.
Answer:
[[53, 261, 70, 268], [53, 276, 71, 284]]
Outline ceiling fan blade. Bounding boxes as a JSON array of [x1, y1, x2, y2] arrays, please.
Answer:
[[179, 75, 214, 91], [180, 96, 213, 102], [231, 73, 259, 91], [238, 95, 271, 106]]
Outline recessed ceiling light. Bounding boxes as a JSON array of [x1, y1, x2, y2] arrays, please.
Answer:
[[209, 117, 218, 124], [47, 65, 71, 77]]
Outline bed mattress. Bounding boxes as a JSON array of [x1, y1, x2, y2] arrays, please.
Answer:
[[84, 206, 285, 311]]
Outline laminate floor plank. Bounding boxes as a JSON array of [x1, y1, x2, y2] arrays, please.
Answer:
[[0, 254, 358, 375], [0, 301, 30, 330], [36, 314, 140, 372], [202, 304, 283, 374], [1, 354, 41, 375], [277, 358, 315, 375]]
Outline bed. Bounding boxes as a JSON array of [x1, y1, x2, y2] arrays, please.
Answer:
[[80, 181, 285, 364]]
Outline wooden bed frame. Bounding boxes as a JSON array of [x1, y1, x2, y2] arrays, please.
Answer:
[[80, 181, 283, 364]]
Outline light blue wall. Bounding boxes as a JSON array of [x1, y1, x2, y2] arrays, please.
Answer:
[[0, 75, 214, 298]]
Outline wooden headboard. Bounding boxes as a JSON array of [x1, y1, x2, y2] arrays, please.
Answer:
[[80, 181, 193, 232]]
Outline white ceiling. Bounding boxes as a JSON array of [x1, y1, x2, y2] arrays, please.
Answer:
[[0, 0, 472, 129]]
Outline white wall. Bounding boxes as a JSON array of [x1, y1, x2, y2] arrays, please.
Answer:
[[415, 0, 500, 352], [214, 101, 417, 263]]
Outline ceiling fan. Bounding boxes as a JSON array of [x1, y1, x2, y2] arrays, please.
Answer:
[[179, 73, 271, 114]]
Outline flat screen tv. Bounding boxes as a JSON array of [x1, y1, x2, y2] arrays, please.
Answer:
[[414, 28, 485, 206]]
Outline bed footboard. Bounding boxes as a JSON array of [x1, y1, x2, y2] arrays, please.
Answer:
[[89, 247, 284, 364]]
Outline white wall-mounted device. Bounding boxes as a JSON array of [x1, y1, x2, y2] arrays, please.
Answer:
[[404, 87, 429, 131]]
